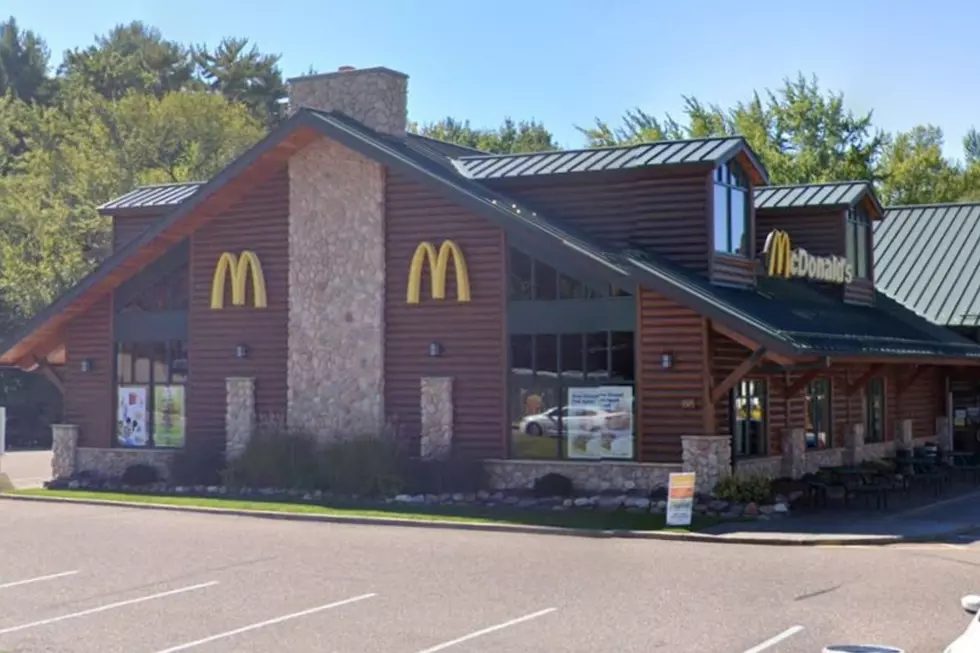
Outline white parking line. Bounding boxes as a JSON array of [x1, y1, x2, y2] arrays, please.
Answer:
[[415, 608, 557, 653], [0, 581, 218, 636], [151, 593, 377, 653], [0, 570, 79, 589], [743, 625, 805, 653]]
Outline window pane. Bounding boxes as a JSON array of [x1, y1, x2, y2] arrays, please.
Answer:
[[856, 226, 868, 278], [510, 335, 533, 374], [116, 344, 133, 385], [585, 332, 608, 380], [532, 260, 558, 300], [610, 331, 635, 381], [805, 379, 831, 449], [846, 223, 857, 267], [508, 248, 533, 300], [558, 274, 584, 299], [169, 341, 188, 384], [560, 333, 584, 381], [713, 184, 730, 252], [510, 380, 561, 459], [730, 189, 747, 255], [133, 345, 152, 384], [151, 343, 168, 384], [534, 335, 558, 377], [866, 377, 885, 443]]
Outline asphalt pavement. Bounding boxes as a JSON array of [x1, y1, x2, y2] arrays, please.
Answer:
[[1, 499, 978, 652]]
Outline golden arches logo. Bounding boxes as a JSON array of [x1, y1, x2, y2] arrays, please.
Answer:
[[210, 251, 268, 309], [406, 240, 471, 304], [763, 230, 793, 278]]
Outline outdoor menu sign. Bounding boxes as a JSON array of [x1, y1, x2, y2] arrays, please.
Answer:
[[666, 472, 696, 527], [153, 385, 186, 448], [564, 386, 634, 460]]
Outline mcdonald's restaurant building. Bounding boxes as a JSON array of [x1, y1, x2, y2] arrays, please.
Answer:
[[5, 64, 980, 494]]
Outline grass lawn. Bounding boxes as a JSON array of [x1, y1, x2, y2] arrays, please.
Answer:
[[8, 488, 717, 533]]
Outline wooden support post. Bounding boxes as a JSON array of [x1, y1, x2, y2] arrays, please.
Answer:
[[711, 347, 767, 405], [33, 356, 65, 395], [896, 365, 927, 395]]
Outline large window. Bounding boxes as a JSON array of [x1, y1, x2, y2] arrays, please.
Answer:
[[866, 377, 885, 444], [508, 248, 632, 301], [509, 331, 635, 461], [805, 378, 832, 449], [115, 341, 188, 449], [713, 162, 751, 255], [731, 380, 766, 457], [846, 207, 870, 279]]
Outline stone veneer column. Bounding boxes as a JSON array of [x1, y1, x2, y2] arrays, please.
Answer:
[[781, 427, 806, 479], [51, 424, 79, 479], [895, 418, 914, 451], [937, 416, 953, 451], [225, 377, 256, 461], [288, 67, 408, 136], [420, 377, 453, 459], [681, 435, 731, 494], [287, 141, 386, 440], [844, 423, 865, 465]]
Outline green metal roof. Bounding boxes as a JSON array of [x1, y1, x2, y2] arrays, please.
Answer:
[[754, 181, 883, 216], [9, 108, 979, 364], [453, 136, 769, 184], [875, 202, 980, 327]]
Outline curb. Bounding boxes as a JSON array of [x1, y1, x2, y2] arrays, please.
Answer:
[[1, 492, 976, 546]]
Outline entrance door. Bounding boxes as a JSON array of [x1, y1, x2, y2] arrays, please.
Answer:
[[950, 378, 980, 452]]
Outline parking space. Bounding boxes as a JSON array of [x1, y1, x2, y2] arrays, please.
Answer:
[[0, 499, 974, 652]]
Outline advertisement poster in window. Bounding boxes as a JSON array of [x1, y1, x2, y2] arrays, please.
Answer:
[[153, 385, 186, 448], [117, 386, 148, 447], [565, 386, 634, 460]]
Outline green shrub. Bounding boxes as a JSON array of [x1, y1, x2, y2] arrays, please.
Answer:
[[121, 463, 161, 486], [222, 427, 322, 490], [713, 473, 773, 504], [318, 432, 406, 497]]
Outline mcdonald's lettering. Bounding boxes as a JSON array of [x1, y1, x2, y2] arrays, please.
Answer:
[[763, 230, 854, 285], [210, 251, 268, 309], [406, 240, 471, 304]]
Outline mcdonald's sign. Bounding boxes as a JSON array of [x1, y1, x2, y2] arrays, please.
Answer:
[[210, 251, 268, 309], [763, 229, 853, 285], [406, 240, 471, 304]]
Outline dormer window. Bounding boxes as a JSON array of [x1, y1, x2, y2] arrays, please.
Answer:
[[846, 207, 870, 279], [713, 162, 751, 256]]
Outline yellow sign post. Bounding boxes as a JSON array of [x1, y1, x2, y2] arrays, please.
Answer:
[[406, 240, 471, 304], [210, 250, 268, 309], [763, 229, 853, 284]]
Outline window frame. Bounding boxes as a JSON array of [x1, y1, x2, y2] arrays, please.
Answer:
[[114, 340, 188, 450], [507, 330, 636, 461], [730, 379, 768, 458], [712, 162, 751, 256], [865, 377, 886, 444], [804, 378, 833, 450], [846, 207, 871, 280]]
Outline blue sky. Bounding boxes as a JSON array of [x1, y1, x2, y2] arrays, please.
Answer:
[[8, 0, 979, 160]]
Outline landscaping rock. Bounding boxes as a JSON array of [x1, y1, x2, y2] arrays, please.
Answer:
[[573, 497, 592, 508], [759, 505, 775, 515], [597, 495, 625, 511], [773, 502, 789, 513], [708, 499, 729, 512], [743, 502, 759, 517]]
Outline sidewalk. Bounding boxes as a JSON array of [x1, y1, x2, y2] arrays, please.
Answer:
[[0, 450, 52, 489], [699, 487, 980, 544]]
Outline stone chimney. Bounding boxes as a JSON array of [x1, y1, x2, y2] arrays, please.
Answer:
[[287, 65, 408, 137]]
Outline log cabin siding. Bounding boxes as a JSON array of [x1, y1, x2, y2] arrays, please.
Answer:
[[384, 170, 508, 458], [487, 169, 712, 274], [187, 168, 289, 451], [64, 296, 114, 448], [756, 208, 844, 258], [890, 366, 942, 440], [637, 289, 707, 462], [112, 213, 165, 251], [711, 253, 757, 287]]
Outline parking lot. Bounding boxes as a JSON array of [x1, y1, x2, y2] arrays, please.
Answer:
[[0, 499, 976, 652]]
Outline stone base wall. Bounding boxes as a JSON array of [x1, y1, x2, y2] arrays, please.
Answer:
[[803, 448, 844, 474], [76, 448, 177, 480], [681, 435, 731, 494], [861, 441, 895, 461], [485, 460, 681, 492], [734, 456, 782, 479], [420, 377, 453, 459]]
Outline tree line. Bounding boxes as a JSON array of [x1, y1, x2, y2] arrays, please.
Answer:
[[2, 15, 978, 332]]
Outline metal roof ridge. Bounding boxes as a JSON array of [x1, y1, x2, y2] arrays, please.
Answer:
[[885, 200, 980, 211], [755, 180, 868, 192], [454, 135, 741, 161]]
